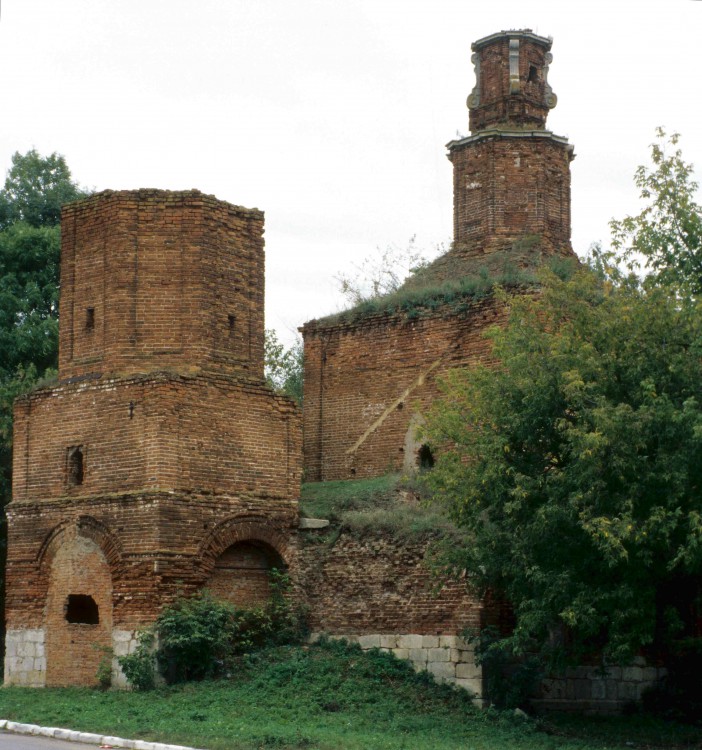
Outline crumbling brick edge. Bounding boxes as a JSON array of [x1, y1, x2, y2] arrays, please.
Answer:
[[0, 720, 203, 750]]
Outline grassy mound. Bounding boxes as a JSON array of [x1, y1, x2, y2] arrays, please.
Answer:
[[1, 640, 698, 749]]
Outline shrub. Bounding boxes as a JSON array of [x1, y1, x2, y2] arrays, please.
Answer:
[[119, 573, 307, 689], [467, 626, 542, 710], [117, 631, 156, 691]]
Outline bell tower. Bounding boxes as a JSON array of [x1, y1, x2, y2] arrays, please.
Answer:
[[447, 30, 574, 259]]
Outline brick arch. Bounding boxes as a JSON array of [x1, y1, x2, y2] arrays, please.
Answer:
[[37, 515, 123, 573], [198, 515, 291, 576], [41, 518, 115, 686]]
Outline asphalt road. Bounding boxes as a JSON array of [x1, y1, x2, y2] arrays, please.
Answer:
[[0, 732, 99, 749]]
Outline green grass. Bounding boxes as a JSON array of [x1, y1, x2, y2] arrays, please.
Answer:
[[299, 474, 463, 542], [0, 641, 698, 750], [300, 473, 401, 520]]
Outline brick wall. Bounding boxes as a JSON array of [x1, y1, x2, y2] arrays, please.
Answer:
[[302, 298, 505, 481], [298, 527, 484, 699], [59, 190, 265, 381], [13, 374, 300, 503], [299, 529, 481, 634], [448, 133, 573, 256]]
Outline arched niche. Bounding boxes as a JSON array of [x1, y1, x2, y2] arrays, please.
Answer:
[[205, 540, 284, 607], [44, 533, 113, 686]]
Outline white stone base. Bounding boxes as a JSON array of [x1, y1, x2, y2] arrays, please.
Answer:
[[4, 629, 46, 687], [111, 629, 142, 688], [310, 632, 483, 702]]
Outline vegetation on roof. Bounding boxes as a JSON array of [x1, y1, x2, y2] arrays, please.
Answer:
[[310, 240, 577, 328]]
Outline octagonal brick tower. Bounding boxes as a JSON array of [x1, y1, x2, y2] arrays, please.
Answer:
[[447, 29, 574, 258], [5, 190, 301, 688]]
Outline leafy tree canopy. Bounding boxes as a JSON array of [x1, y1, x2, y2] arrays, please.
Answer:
[[264, 329, 303, 406], [0, 149, 87, 230], [0, 150, 87, 503], [425, 262, 702, 668], [425, 131, 702, 672], [611, 128, 702, 294]]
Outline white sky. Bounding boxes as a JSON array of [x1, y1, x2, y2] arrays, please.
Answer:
[[1, 0, 700, 344]]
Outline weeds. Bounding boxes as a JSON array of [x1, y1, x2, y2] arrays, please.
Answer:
[[300, 474, 464, 543]]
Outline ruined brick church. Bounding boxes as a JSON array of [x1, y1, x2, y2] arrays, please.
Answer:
[[3, 30, 666, 708]]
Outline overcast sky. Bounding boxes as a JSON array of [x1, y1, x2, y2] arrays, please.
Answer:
[[2, 0, 700, 344]]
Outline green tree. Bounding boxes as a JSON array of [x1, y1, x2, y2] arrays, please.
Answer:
[[0, 150, 87, 230], [264, 329, 303, 406], [611, 128, 702, 294], [0, 151, 88, 610], [334, 235, 436, 306], [425, 261, 702, 672]]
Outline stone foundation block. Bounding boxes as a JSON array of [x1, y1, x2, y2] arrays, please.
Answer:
[[454, 677, 483, 696], [439, 635, 457, 648], [409, 648, 427, 664], [357, 634, 381, 649], [456, 661, 481, 680], [428, 647, 450, 663], [397, 634, 423, 650], [427, 661, 456, 682]]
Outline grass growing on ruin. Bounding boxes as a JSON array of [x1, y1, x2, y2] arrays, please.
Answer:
[[300, 473, 461, 541], [1, 640, 699, 750]]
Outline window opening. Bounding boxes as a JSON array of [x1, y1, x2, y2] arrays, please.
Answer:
[[418, 444, 435, 471], [228, 314, 236, 336], [67, 446, 84, 486], [527, 65, 538, 83], [85, 307, 95, 330], [65, 594, 99, 624]]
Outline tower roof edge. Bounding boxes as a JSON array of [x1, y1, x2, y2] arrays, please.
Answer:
[[472, 29, 552, 52]]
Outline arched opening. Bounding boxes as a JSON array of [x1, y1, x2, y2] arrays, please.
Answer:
[[206, 540, 284, 607], [45, 533, 113, 686], [65, 594, 99, 624], [418, 444, 435, 471]]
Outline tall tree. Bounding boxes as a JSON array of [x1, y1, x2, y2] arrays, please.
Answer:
[[264, 329, 303, 406], [424, 131, 702, 692], [425, 262, 702, 671], [0, 150, 87, 230], [0, 150, 88, 589], [611, 128, 702, 294]]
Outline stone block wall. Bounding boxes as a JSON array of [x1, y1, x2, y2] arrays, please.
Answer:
[[314, 633, 483, 701], [534, 661, 668, 713]]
